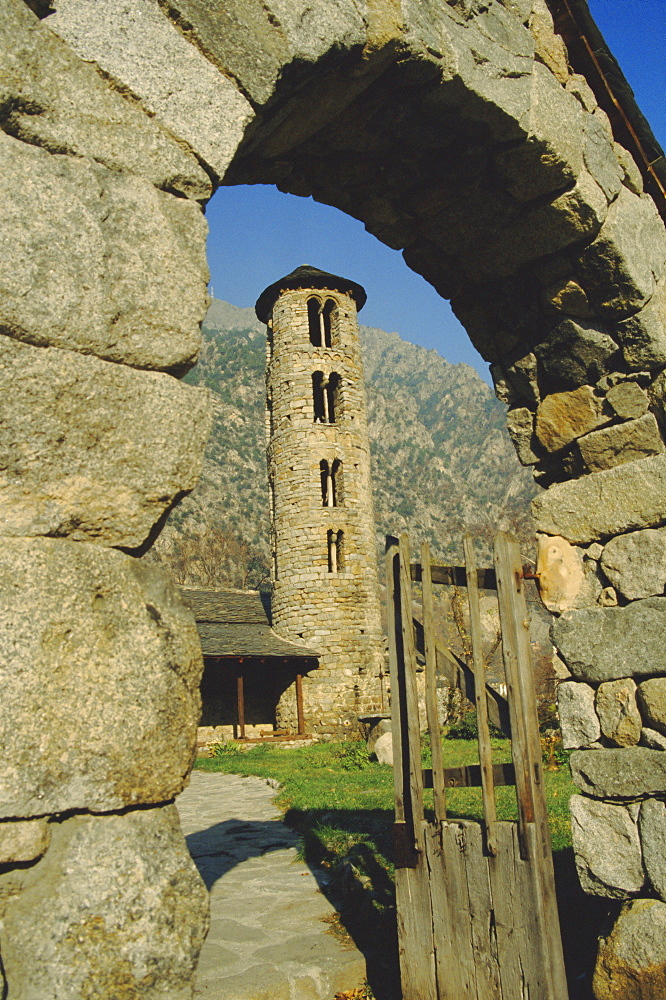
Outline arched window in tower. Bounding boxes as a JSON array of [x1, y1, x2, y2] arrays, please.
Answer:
[[327, 529, 344, 573], [307, 297, 322, 346], [327, 372, 341, 423], [321, 298, 337, 348], [312, 372, 341, 423], [331, 458, 343, 504], [319, 459, 343, 507], [312, 371, 326, 422]]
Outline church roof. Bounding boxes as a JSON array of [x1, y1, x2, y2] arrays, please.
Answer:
[[255, 265, 367, 323], [179, 587, 320, 661]]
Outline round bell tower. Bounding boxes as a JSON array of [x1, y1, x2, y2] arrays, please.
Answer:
[[256, 266, 385, 735]]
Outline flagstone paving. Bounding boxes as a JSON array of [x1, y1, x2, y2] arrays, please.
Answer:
[[177, 771, 368, 1000]]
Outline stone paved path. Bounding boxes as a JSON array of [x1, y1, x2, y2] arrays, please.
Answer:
[[177, 771, 367, 1000]]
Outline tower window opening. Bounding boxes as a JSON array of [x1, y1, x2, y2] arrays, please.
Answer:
[[266, 322, 273, 360], [327, 372, 340, 423], [327, 529, 344, 573], [312, 372, 340, 423], [320, 458, 343, 507], [322, 298, 337, 347], [312, 371, 326, 422], [307, 297, 322, 346]]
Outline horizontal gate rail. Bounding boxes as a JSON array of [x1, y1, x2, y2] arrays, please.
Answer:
[[422, 762, 516, 790]]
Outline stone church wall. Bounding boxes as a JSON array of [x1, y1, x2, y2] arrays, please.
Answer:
[[3, 0, 666, 993]]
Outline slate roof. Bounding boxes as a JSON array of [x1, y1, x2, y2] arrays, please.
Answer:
[[255, 265, 367, 323], [179, 588, 319, 661]]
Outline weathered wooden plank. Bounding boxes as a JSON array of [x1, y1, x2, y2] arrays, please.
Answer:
[[395, 847, 438, 1000], [433, 822, 477, 999], [399, 534, 426, 844], [388, 535, 437, 1000], [423, 762, 515, 790], [493, 533, 535, 859], [460, 820, 503, 1000], [493, 533, 570, 1000], [386, 536, 407, 830], [411, 563, 498, 590], [464, 533, 498, 856], [488, 822, 552, 1000], [424, 825, 466, 1000], [421, 542, 447, 823], [412, 618, 511, 737]]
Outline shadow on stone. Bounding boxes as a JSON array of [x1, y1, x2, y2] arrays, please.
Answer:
[[186, 818, 299, 890], [552, 847, 621, 1000]]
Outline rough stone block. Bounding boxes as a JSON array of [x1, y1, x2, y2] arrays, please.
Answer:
[[420, 1, 533, 145], [494, 61, 584, 201], [569, 795, 644, 898], [578, 413, 664, 472], [0, 133, 208, 373], [576, 186, 666, 318], [544, 278, 595, 319], [600, 528, 666, 600], [506, 406, 539, 464], [0, 338, 211, 547], [158, 0, 367, 107], [535, 385, 606, 453], [640, 798, 666, 902], [618, 275, 666, 371], [533, 318, 620, 392], [557, 680, 600, 749], [570, 748, 666, 800], [490, 352, 540, 407], [641, 728, 666, 751], [0, 0, 211, 200], [0, 805, 209, 1000], [532, 453, 666, 544], [596, 678, 642, 748], [593, 899, 666, 1000], [637, 679, 666, 736], [582, 116, 624, 203], [373, 732, 394, 766], [0, 539, 203, 818], [605, 381, 649, 420], [551, 598, 666, 682], [536, 534, 601, 612], [614, 141, 644, 195], [468, 169, 608, 279], [47, 0, 253, 178], [0, 818, 50, 864], [528, 0, 569, 84]]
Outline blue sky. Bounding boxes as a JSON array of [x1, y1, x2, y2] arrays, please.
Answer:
[[205, 2, 665, 381]]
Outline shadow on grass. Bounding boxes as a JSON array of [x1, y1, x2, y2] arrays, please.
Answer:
[[284, 806, 401, 1000]]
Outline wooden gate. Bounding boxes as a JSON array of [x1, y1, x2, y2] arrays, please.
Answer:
[[385, 532, 569, 1000]]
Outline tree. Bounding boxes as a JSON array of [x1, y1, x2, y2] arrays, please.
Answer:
[[146, 525, 270, 591]]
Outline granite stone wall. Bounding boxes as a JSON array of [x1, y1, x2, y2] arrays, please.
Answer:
[[4, 0, 666, 994], [266, 287, 386, 734]]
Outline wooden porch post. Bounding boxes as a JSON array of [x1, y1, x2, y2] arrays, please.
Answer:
[[295, 673, 305, 735], [236, 667, 245, 740]]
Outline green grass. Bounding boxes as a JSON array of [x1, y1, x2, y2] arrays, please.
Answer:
[[196, 736, 575, 855], [195, 738, 609, 999]]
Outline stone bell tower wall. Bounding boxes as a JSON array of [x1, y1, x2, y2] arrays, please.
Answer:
[[265, 286, 385, 734]]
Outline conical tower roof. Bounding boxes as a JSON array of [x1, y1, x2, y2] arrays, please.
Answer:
[[255, 265, 367, 323]]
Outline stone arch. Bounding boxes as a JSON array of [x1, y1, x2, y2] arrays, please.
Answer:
[[3, 0, 666, 995]]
